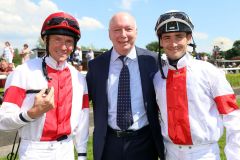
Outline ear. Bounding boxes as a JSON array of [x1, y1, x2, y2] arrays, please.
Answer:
[[187, 34, 192, 43], [108, 29, 112, 41], [160, 39, 163, 48], [43, 36, 47, 44]]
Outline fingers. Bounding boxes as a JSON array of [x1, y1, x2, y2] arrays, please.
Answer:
[[47, 86, 54, 97], [47, 87, 55, 108], [36, 88, 48, 98]]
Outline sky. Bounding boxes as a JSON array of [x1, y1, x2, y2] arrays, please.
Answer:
[[0, 0, 239, 54]]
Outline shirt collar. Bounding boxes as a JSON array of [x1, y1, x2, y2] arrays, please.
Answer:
[[111, 47, 137, 63], [166, 52, 192, 69], [45, 55, 68, 70]]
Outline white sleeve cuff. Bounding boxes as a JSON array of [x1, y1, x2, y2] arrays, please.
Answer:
[[20, 111, 35, 122]]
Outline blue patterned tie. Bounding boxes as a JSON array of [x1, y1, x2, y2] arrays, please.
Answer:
[[117, 56, 133, 130]]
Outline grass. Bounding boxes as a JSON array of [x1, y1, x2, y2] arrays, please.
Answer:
[[218, 131, 226, 160], [226, 73, 240, 88]]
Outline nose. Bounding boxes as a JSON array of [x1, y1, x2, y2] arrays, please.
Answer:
[[168, 38, 178, 47], [61, 43, 67, 50], [120, 29, 127, 38]]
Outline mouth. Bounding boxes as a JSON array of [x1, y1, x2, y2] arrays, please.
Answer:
[[119, 41, 129, 46], [56, 50, 69, 55]]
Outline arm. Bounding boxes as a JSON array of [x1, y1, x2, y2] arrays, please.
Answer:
[[210, 67, 240, 159], [86, 61, 93, 101], [74, 79, 90, 160], [0, 67, 30, 131], [223, 109, 240, 160], [0, 67, 55, 131]]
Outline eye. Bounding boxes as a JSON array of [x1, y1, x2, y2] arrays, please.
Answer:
[[162, 36, 170, 40], [113, 28, 121, 33], [65, 40, 74, 46]]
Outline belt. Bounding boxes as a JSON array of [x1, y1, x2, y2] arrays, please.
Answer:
[[56, 135, 68, 141], [108, 125, 149, 138]]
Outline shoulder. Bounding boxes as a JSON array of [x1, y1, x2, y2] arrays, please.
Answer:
[[25, 58, 42, 67], [136, 47, 157, 56], [190, 59, 224, 77], [135, 47, 158, 60], [89, 50, 111, 64], [7, 59, 41, 80]]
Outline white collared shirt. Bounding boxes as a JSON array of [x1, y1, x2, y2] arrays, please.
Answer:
[[107, 47, 148, 130]]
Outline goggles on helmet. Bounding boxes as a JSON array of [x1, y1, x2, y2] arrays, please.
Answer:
[[155, 11, 194, 35], [47, 17, 80, 31]]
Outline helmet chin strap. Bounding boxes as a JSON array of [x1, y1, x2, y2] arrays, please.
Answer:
[[42, 36, 53, 81], [42, 36, 52, 81], [69, 39, 78, 65], [158, 37, 167, 79], [188, 36, 197, 53]]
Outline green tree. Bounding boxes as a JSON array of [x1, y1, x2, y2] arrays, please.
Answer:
[[233, 40, 240, 49], [13, 48, 21, 66], [224, 48, 240, 60], [146, 41, 159, 52], [221, 40, 240, 60]]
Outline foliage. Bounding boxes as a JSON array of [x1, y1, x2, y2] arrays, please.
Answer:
[[217, 40, 240, 60], [145, 41, 165, 56], [233, 40, 240, 49], [224, 48, 240, 60], [12, 48, 21, 66], [146, 41, 159, 52]]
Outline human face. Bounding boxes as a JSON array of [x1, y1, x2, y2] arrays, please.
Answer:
[[109, 12, 137, 55], [160, 32, 192, 60], [48, 35, 74, 63], [0, 60, 8, 70]]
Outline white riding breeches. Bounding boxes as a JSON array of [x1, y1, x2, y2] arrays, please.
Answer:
[[165, 142, 221, 160], [19, 137, 74, 160]]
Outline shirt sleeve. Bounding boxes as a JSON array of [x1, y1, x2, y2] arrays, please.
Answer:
[[0, 66, 34, 131], [223, 109, 240, 160], [210, 66, 240, 159], [74, 78, 89, 158]]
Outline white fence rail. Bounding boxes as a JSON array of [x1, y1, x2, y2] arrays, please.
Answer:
[[219, 67, 240, 74]]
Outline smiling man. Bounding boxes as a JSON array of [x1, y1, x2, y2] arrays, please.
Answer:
[[0, 12, 89, 160], [86, 12, 165, 160], [153, 10, 240, 160]]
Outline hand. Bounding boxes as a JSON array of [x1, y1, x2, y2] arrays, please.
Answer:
[[27, 87, 55, 119]]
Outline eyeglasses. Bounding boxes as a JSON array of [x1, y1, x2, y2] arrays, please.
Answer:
[[155, 12, 193, 31], [47, 17, 79, 31]]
